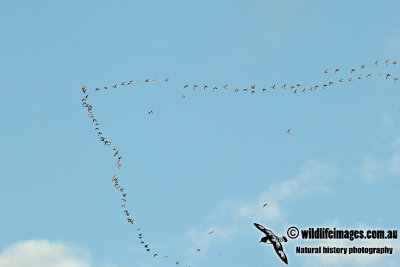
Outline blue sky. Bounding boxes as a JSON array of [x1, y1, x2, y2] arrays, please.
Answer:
[[1, 0, 400, 266]]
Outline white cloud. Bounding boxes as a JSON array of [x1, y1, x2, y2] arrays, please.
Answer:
[[232, 160, 336, 224], [359, 150, 400, 182], [0, 240, 93, 267], [185, 160, 336, 253]]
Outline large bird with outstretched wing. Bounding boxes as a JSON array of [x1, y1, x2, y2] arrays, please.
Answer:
[[254, 223, 288, 264]]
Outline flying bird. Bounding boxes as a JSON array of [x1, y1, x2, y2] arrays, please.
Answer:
[[254, 223, 288, 265], [263, 203, 268, 207], [286, 128, 291, 134]]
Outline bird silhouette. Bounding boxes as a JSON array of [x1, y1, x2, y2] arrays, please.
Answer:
[[254, 223, 288, 264]]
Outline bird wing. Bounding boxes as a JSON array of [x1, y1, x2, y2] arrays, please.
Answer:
[[272, 241, 288, 264], [254, 223, 273, 236]]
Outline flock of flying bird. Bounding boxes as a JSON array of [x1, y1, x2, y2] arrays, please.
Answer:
[[81, 59, 399, 265], [81, 85, 211, 266]]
